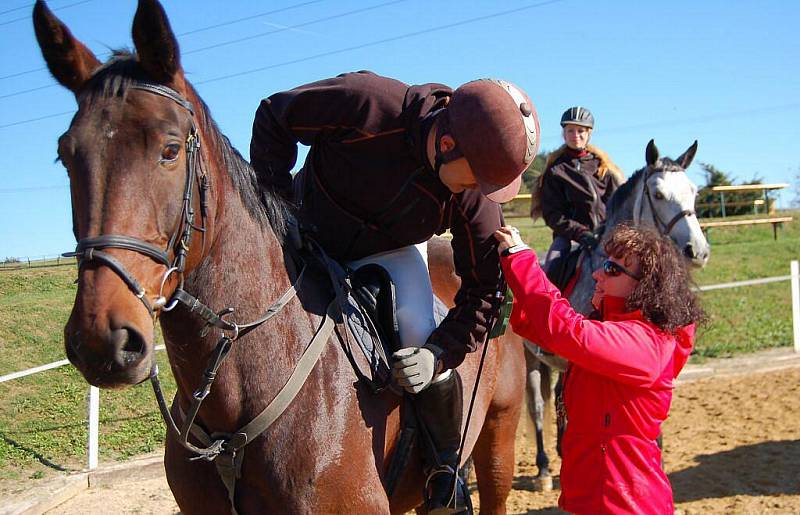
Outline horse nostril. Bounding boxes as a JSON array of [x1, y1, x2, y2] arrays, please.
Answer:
[[683, 244, 695, 259], [66, 331, 83, 365], [109, 327, 147, 366]]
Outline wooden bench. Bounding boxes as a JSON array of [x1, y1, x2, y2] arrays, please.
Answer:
[[699, 216, 793, 241]]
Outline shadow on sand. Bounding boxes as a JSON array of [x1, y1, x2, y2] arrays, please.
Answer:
[[670, 439, 800, 502]]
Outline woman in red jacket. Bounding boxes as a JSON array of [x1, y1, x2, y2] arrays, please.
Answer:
[[495, 224, 703, 514]]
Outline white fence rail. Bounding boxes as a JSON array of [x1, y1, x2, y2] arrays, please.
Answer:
[[2, 264, 800, 471]]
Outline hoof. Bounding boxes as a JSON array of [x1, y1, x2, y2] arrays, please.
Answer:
[[533, 474, 553, 492]]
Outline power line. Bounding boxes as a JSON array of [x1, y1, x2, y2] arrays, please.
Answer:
[[0, 0, 92, 27], [0, 185, 68, 193], [1, 0, 407, 98], [0, 2, 34, 16], [0, 0, 329, 82], [198, 0, 563, 84], [0, 110, 72, 129], [2, 0, 565, 129], [178, 0, 327, 37], [183, 0, 407, 56]]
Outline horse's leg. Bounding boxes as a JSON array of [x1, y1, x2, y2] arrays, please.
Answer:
[[164, 430, 230, 514], [525, 347, 553, 492], [554, 372, 566, 458], [471, 336, 525, 515]]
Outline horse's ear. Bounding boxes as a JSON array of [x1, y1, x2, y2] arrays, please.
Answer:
[[645, 139, 659, 166], [677, 140, 699, 170], [33, 0, 101, 94], [132, 0, 182, 84]]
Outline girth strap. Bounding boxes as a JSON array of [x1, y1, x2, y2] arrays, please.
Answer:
[[164, 299, 338, 515]]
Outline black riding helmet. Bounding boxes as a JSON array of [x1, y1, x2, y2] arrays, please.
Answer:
[[560, 106, 594, 129]]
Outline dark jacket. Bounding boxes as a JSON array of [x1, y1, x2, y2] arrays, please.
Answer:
[[250, 71, 504, 369], [540, 146, 622, 241]]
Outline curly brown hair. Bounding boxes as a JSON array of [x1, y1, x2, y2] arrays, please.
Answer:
[[604, 223, 704, 333]]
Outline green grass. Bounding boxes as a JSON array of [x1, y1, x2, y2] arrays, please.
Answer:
[[0, 265, 175, 486], [1, 211, 798, 484]]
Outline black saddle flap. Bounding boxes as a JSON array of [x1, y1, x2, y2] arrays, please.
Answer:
[[545, 246, 582, 293], [350, 263, 401, 353]]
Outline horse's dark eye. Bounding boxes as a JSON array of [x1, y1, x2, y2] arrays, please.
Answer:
[[654, 191, 664, 200], [160, 143, 181, 163]]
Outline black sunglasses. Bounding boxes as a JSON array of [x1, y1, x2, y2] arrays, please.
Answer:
[[602, 259, 642, 280]]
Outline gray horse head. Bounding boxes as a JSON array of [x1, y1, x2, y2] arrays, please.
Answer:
[[570, 140, 710, 315]]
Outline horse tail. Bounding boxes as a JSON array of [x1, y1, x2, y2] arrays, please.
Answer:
[[530, 145, 568, 220]]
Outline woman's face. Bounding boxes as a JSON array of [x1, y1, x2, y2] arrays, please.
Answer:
[[591, 254, 641, 310], [563, 124, 592, 150]]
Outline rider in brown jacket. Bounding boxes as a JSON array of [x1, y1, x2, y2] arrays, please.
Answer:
[[251, 71, 539, 513]]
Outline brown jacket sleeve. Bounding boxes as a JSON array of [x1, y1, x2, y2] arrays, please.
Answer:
[[427, 190, 504, 369], [249, 71, 405, 199]]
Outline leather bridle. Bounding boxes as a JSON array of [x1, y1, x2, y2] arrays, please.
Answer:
[[63, 81, 208, 318], [639, 165, 696, 237]]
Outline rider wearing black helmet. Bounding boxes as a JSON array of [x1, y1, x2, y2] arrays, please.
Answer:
[[531, 106, 624, 278], [251, 71, 539, 514]]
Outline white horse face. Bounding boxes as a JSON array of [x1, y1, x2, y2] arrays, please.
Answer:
[[642, 171, 709, 267]]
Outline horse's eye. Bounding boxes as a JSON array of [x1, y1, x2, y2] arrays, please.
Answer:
[[654, 191, 664, 200], [160, 143, 181, 163]]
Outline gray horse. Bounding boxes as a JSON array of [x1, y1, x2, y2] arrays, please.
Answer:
[[523, 139, 710, 489]]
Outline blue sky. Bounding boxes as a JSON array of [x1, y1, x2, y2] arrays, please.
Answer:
[[1, 0, 798, 258]]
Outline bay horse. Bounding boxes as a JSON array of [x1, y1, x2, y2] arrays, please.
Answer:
[[33, 0, 524, 513], [524, 140, 710, 485]]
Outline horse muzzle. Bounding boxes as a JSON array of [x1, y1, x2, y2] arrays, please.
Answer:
[[65, 322, 153, 388], [683, 242, 710, 268]]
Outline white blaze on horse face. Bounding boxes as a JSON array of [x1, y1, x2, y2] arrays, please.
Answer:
[[646, 171, 710, 268]]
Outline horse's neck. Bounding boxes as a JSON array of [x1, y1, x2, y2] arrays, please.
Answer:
[[161, 146, 296, 430], [605, 174, 642, 229]]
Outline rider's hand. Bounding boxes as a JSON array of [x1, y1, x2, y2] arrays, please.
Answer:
[[578, 231, 600, 250], [494, 226, 526, 254], [392, 346, 440, 394]]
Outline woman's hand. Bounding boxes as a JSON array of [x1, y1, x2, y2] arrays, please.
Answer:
[[494, 225, 525, 254]]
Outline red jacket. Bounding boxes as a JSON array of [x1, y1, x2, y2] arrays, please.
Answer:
[[501, 249, 694, 514]]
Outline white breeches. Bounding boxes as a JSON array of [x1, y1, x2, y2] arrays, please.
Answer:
[[347, 242, 437, 349]]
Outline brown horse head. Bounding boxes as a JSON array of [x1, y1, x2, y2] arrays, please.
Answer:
[[34, 0, 209, 387]]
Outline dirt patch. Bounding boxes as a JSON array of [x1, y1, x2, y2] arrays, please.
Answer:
[[501, 366, 800, 514], [16, 359, 800, 514]]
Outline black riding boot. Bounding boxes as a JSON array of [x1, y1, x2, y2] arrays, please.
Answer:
[[414, 371, 470, 515]]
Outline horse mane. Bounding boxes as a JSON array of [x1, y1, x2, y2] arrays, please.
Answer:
[[606, 157, 684, 216], [607, 167, 644, 216], [80, 51, 291, 243]]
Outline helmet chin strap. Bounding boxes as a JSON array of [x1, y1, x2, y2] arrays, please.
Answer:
[[430, 109, 464, 178]]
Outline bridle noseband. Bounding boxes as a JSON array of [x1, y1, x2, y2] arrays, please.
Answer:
[[639, 165, 696, 236], [64, 81, 208, 318]]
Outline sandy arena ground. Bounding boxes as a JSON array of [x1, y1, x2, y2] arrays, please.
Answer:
[[11, 352, 800, 514]]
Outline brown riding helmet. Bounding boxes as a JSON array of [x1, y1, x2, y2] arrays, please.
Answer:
[[443, 79, 540, 203]]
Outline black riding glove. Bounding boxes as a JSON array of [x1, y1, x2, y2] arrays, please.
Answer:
[[578, 231, 600, 250]]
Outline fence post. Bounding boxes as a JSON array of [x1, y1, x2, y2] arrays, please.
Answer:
[[88, 386, 99, 470], [792, 260, 800, 354]]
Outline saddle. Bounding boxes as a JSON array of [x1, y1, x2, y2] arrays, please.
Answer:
[[295, 230, 466, 503], [545, 245, 583, 294]]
